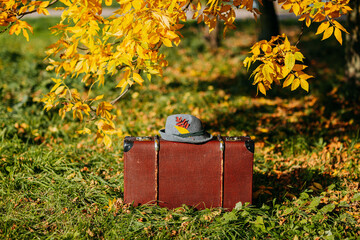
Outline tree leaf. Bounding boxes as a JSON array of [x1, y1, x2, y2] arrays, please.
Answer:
[[50, 82, 61, 93], [285, 53, 295, 71], [132, 0, 141, 10], [291, 78, 300, 91], [262, 64, 273, 82], [55, 85, 65, 95], [258, 83, 266, 95], [332, 19, 349, 34], [293, 64, 307, 71], [334, 28, 342, 45], [284, 37, 291, 50], [316, 21, 330, 35], [162, 38, 173, 47], [133, 72, 144, 85], [322, 26, 334, 40], [103, 134, 112, 148], [300, 79, 309, 92], [294, 52, 304, 61], [283, 74, 294, 88]]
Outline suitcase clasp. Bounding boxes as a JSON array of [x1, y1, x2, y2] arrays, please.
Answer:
[[217, 135, 225, 152], [154, 135, 160, 152]]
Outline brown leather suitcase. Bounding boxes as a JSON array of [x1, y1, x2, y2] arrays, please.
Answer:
[[123, 136, 254, 210]]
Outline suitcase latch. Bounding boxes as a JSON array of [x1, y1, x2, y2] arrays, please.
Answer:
[[217, 135, 225, 152]]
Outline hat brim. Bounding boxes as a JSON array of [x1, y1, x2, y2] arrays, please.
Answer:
[[159, 129, 213, 144]]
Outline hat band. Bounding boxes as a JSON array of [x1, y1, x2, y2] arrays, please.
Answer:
[[175, 129, 205, 138]]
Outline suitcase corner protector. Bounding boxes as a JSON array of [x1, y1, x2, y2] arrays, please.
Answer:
[[245, 139, 255, 153], [124, 137, 134, 152]]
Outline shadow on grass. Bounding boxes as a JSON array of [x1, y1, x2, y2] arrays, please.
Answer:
[[252, 167, 340, 207]]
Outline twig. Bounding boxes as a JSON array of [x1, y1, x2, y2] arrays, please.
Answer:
[[19, 0, 60, 17], [295, 21, 306, 47], [0, 21, 15, 34], [183, 0, 194, 12], [110, 87, 131, 105]]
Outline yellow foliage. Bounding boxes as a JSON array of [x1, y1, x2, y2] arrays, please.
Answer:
[[244, 34, 314, 95], [0, 0, 352, 146]]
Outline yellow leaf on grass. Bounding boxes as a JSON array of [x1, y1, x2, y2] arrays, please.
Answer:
[[334, 28, 342, 45], [313, 182, 323, 190], [132, 72, 144, 85], [316, 21, 330, 35], [322, 26, 334, 40]]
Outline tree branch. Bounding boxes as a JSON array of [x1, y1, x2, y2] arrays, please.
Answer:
[[19, 0, 60, 17], [295, 21, 305, 47], [183, 0, 194, 12], [110, 87, 131, 105]]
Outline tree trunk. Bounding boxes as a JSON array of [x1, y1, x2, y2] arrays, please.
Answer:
[[203, 17, 220, 49], [258, 0, 280, 41], [345, 0, 360, 86]]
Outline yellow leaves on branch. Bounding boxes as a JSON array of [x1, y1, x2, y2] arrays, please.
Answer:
[[9, 20, 33, 41], [244, 34, 314, 95], [315, 19, 349, 45], [1, 1, 51, 41], [192, 0, 259, 36], [2, 0, 351, 147], [278, 0, 351, 45], [95, 119, 122, 148]]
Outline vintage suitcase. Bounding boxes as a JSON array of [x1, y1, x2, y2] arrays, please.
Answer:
[[123, 135, 254, 210]]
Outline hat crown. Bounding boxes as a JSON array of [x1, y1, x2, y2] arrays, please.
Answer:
[[165, 114, 203, 135], [159, 114, 213, 143]]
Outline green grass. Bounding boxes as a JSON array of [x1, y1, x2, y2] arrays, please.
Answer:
[[0, 18, 360, 239]]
